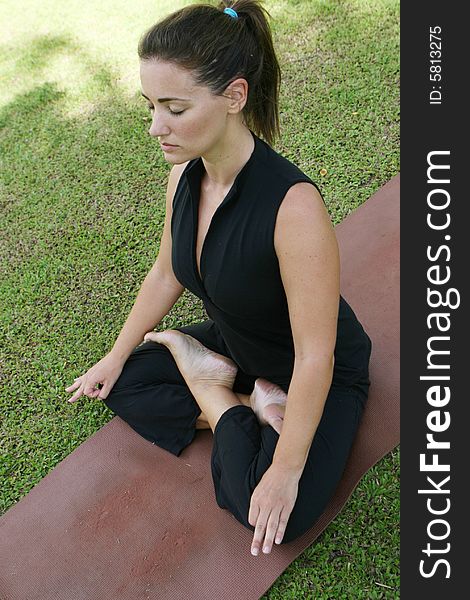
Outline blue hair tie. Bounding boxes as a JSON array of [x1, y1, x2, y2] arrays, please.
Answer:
[[224, 7, 238, 19]]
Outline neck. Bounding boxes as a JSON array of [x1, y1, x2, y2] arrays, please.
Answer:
[[200, 125, 255, 191]]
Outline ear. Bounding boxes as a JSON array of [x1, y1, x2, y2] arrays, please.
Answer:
[[224, 77, 249, 114]]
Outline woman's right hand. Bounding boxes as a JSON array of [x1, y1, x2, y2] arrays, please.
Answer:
[[65, 352, 125, 403]]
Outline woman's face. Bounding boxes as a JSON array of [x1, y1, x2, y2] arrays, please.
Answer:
[[140, 59, 237, 164]]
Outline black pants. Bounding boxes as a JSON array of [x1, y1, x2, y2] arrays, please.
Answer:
[[103, 320, 370, 543]]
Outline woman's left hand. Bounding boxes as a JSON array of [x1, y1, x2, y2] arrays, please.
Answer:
[[248, 462, 302, 555]]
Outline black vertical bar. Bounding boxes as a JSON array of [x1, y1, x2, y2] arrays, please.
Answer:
[[401, 3, 467, 597]]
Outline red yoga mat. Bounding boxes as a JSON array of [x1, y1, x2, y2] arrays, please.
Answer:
[[0, 175, 400, 600]]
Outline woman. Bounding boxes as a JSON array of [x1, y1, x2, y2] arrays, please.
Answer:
[[65, 0, 372, 558]]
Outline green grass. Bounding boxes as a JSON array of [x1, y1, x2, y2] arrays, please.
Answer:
[[0, 0, 399, 597]]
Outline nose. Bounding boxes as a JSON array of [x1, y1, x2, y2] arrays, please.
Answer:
[[148, 112, 170, 138]]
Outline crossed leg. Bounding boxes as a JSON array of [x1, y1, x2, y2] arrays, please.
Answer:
[[106, 326, 367, 546], [196, 392, 250, 430], [143, 330, 288, 435]]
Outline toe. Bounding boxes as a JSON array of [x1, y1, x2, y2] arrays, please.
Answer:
[[143, 331, 160, 343]]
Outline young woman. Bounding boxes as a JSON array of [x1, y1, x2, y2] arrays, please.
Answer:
[[65, 0, 372, 558]]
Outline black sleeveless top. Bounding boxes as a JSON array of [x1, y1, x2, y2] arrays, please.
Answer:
[[171, 130, 371, 386]]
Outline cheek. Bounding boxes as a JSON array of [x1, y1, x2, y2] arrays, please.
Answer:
[[173, 101, 227, 152], [178, 120, 214, 150], [181, 121, 205, 138], [183, 101, 225, 136], [182, 110, 213, 137]]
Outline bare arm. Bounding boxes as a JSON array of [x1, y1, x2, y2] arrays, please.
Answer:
[[272, 182, 339, 472], [247, 182, 339, 554], [109, 161, 188, 365]]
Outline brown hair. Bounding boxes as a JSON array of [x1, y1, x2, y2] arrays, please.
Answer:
[[138, 1, 281, 146]]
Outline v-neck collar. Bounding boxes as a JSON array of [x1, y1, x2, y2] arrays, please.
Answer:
[[185, 130, 261, 288], [185, 129, 260, 198]]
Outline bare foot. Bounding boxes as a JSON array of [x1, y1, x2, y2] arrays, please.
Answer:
[[250, 378, 287, 434], [144, 330, 237, 392]]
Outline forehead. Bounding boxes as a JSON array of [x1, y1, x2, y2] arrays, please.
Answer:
[[140, 59, 202, 99]]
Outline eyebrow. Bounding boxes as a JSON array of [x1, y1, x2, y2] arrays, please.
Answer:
[[141, 92, 189, 103]]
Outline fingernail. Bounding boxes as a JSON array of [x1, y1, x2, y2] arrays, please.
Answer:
[[263, 546, 270, 554], [251, 547, 259, 556], [275, 538, 281, 544]]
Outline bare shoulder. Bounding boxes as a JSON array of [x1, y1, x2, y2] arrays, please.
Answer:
[[278, 182, 327, 220], [164, 161, 190, 213], [167, 161, 190, 197], [274, 182, 334, 250]]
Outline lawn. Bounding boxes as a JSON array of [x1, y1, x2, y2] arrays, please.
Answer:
[[0, 0, 399, 597]]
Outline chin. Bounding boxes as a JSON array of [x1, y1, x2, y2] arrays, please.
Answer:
[[165, 150, 198, 165], [161, 151, 180, 162]]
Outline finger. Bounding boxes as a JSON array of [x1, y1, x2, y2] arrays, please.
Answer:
[[91, 383, 107, 399], [261, 508, 282, 554], [251, 510, 269, 556], [80, 379, 100, 396], [84, 384, 100, 398], [65, 380, 81, 392], [97, 384, 109, 400], [68, 385, 84, 403], [274, 509, 290, 545], [248, 498, 260, 528]]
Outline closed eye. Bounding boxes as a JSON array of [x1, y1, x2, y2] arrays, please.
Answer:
[[147, 104, 185, 116]]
